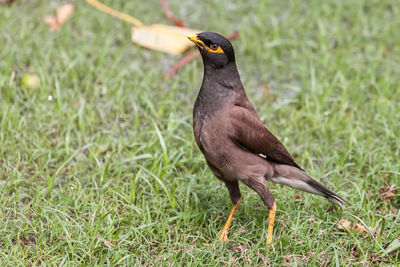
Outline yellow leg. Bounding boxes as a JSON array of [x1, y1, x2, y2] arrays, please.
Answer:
[[219, 199, 241, 242], [266, 202, 276, 245]]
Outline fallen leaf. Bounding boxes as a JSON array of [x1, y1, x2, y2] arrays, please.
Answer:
[[0, 0, 16, 5], [381, 192, 395, 199], [44, 16, 58, 31], [44, 4, 74, 31], [228, 244, 250, 253], [56, 4, 74, 25], [370, 253, 390, 265], [95, 236, 114, 248], [354, 223, 368, 233], [309, 217, 321, 224], [379, 184, 396, 199], [338, 219, 375, 236], [294, 193, 302, 199], [131, 24, 199, 55], [338, 219, 352, 231]]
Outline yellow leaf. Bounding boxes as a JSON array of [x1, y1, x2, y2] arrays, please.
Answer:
[[132, 24, 200, 54]]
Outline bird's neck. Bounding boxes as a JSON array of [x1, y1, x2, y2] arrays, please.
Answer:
[[194, 62, 243, 120], [204, 62, 241, 87]]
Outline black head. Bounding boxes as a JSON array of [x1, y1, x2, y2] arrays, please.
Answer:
[[187, 32, 235, 69]]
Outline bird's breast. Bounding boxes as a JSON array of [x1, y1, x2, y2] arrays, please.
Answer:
[[194, 108, 233, 169]]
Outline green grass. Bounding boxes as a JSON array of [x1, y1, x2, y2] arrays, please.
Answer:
[[1, 0, 399, 265]]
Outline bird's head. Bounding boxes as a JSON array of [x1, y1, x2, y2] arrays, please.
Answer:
[[187, 32, 235, 69]]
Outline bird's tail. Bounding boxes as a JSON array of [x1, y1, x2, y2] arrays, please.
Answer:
[[270, 165, 348, 208], [305, 178, 347, 208]]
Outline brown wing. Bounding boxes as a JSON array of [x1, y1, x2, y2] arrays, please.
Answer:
[[229, 106, 303, 169]]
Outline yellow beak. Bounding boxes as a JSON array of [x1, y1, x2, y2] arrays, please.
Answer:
[[187, 34, 205, 49]]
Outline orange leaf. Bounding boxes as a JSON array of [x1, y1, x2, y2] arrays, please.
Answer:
[[44, 4, 74, 31]]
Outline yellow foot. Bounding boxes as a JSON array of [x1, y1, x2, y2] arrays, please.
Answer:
[[218, 199, 241, 242], [219, 231, 229, 242], [265, 202, 276, 245], [266, 232, 273, 245]]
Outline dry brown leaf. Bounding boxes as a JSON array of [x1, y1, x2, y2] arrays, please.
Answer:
[[380, 184, 396, 193], [44, 16, 58, 31], [379, 184, 396, 199], [338, 219, 375, 236], [382, 192, 395, 199], [354, 223, 367, 233], [44, 4, 74, 31], [228, 244, 250, 253], [355, 224, 376, 235], [309, 217, 321, 224], [56, 4, 74, 25], [338, 219, 352, 231], [294, 193, 302, 199], [95, 236, 114, 248]]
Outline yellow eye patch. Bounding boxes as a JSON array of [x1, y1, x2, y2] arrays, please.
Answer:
[[206, 45, 224, 54]]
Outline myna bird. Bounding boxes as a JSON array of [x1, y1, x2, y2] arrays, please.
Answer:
[[187, 32, 347, 245]]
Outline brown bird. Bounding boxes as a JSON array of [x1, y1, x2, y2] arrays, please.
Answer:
[[187, 32, 347, 245]]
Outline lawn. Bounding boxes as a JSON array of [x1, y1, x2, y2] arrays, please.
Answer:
[[1, 0, 399, 265]]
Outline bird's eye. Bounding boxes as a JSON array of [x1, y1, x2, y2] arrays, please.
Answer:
[[209, 43, 218, 50]]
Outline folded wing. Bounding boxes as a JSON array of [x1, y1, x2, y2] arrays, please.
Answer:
[[229, 106, 303, 170]]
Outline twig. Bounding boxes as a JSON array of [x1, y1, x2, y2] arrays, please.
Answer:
[[160, 0, 187, 28], [164, 31, 240, 79], [0, 0, 16, 5], [164, 50, 199, 79], [9, 70, 15, 87], [86, 0, 143, 26]]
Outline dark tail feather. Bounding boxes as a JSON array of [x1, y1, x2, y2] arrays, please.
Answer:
[[270, 164, 348, 208], [306, 179, 348, 209]]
